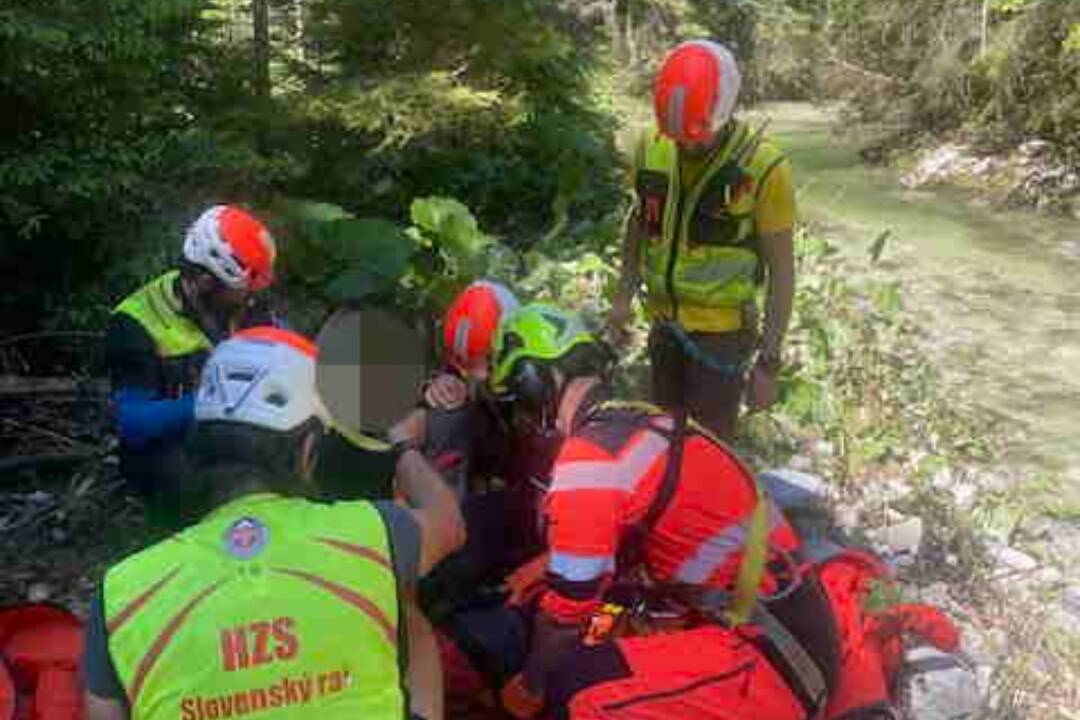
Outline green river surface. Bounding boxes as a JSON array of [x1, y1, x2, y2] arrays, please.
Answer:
[[757, 103, 1080, 497]]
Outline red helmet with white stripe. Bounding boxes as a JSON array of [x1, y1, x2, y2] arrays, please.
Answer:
[[443, 280, 519, 376], [653, 40, 742, 145], [183, 205, 276, 291], [195, 327, 329, 433]]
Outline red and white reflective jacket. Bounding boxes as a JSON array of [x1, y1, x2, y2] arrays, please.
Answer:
[[538, 406, 800, 623]]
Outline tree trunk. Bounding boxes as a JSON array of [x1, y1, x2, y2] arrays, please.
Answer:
[[253, 0, 271, 103], [980, 0, 990, 57]]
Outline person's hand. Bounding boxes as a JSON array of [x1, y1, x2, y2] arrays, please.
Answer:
[[505, 552, 550, 607], [423, 373, 469, 410], [606, 294, 633, 348], [389, 408, 428, 445], [500, 673, 544, 719], [745, 361, 779, 412]]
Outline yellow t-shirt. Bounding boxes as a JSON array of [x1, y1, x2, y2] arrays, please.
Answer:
[[754, 155, 795, 235]]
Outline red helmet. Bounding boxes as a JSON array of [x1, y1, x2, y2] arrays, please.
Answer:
[[443, 281, 519, 375], [183, 205, 276, 291], [653, 40, 741, 145]]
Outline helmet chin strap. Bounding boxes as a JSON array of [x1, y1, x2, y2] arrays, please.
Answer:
[[556, 376, 601, 437]]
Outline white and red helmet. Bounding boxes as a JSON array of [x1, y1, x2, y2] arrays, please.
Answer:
[[443, 280, 519, 375], [654, 40, 742, 145], [183, 205, 277, 291], [195, 327, 329, 433]]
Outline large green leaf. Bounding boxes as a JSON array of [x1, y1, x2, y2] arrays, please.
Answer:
[[278, 198, 355, 224], [315, 218, 417, 303], [409, 196, 490, 259]]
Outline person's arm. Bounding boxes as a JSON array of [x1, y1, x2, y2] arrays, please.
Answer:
[[403, 590, 444, 720], [609, 132, 648, 342], [372, 501, 442, 718], [388, 412, 465, 575], [758, 227, 794, 363], [516, 437, 624, 700], [748, 156, 796, 411], [608, 207, 645, 343], [107, 314, 195, 447]]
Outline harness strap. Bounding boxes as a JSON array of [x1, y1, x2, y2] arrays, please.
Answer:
[[753, 601, 829, 719], [658, 584, 829, 720], [588, 397, 769, 627]]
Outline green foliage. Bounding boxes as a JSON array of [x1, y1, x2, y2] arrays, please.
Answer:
[[828, 0, 1080, 153], [274, 194, 521, 335], [741, 226, 1000, 485], [2, 0, 624, 336], [1066, 23, 1080, 53]]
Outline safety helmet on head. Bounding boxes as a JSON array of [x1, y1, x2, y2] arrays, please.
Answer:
[[490, 304, 596, 395], [195, 327, 329, 433], [653, 40, 741, 145], [443, 280, 519, 375], [183, 205, 276, 291]]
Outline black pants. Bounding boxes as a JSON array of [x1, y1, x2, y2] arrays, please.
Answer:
[[648, 326, 756, 442]]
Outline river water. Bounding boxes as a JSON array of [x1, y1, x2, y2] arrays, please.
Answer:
[[755, 102, 1080, 497]]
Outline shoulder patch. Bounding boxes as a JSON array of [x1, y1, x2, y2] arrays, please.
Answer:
[[223, 516, 269, 559]]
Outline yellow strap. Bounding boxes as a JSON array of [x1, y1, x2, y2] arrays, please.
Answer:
[[328, 419, 391, 452], [724, 488, 769, 626], [596, 400, 770, 625]]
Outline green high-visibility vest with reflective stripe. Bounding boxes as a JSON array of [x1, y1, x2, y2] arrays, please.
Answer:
[[635, 121, 787, 325], [114, 270, 212, 359], [103, 493, 405, 719]]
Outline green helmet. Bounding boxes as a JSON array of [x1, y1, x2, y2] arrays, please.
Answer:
[[490, 303, 596, 394]]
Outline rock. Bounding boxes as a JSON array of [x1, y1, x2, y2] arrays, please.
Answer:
[[1032, 566, 1063, 586], [867, 516, 924, 557], [810, 440, 834, 459], [989, 546, 1038, 575], [1064, 586, 1080, 620], [1018, 139, 1053, 158], [759, 469, 832, 543], [27, 582, 50, 602], [931, 467, 954, 490], [787, 454, 813, 471], [897, 646, 983, 720], [27, 490, 53, 504], [950, 482, 978, 510], [759, 469, 830, 509], [834, 505, 860, 531]]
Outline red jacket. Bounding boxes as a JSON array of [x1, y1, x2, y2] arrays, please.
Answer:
[[538, 408, 800, 623]]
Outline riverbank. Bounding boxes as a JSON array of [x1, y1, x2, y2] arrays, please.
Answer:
[[751, 102, 1080, 503], [894, 138, 1080, 220]]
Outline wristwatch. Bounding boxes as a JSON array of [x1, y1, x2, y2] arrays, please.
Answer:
[[391, 438, 421, 458]]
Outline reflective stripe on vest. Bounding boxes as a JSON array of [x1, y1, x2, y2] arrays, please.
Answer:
[[114, 271, 212, 358], [636, 122, 786, 320], [590, 400, 771, 626], [103, 494, 405, 719]]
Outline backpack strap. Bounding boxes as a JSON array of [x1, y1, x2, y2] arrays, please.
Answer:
[[587, 399, 769, 627]]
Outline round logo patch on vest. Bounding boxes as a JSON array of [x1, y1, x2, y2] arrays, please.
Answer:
[[224, 516, 269, 559]]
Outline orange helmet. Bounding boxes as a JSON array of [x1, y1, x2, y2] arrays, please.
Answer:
[[443, 281, 519, 375], [183, 205, 276, 291], [653, 40, 741, 145]]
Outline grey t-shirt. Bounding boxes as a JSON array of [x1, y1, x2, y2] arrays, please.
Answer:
[[83, 500, 420, 701]]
